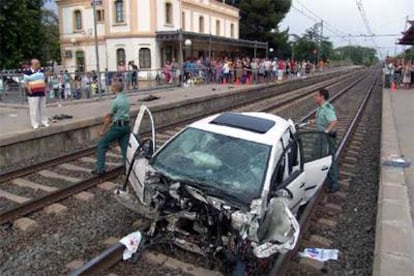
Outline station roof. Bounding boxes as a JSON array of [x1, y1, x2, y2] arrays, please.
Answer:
[[156, 31, 268, 49], [398, 20, 414, 45]]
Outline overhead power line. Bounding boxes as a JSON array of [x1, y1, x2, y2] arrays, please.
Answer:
[[330, 33, 400, 38], [290, 0, 349, 42], [355, 0, 382, 57]]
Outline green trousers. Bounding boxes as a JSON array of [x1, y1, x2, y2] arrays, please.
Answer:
[[327, 136, 339, 189], [96, 125, 130, 173]]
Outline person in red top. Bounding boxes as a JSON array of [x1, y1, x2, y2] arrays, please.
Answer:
[[277, 59, 285, 82]]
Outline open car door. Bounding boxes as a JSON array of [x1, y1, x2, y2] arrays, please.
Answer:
[[297, 131, 333, 202], [125, 105, 156, 205], [254, 197, 300, 258]]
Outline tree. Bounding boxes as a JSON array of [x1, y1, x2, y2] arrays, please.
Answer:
[[292, 23, 334, 63], [332, 46, 378, 65], [226, 0, 292, 57], [0, 0, 59, 69], [41, 8, 61, 65]]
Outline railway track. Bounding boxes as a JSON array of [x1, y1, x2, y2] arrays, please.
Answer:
[[0, 69, 380, 275], [272, 70, 381, 275], [0, 71, 361, 226], [62, 70, 380, 275]]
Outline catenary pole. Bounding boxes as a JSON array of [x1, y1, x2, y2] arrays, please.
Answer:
[[92, 0, 102, 98]]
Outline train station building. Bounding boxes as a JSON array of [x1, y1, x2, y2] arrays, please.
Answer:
[[55, 0, 267, 73]]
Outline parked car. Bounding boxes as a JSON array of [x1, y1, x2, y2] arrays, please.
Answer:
[[115, 105, 333, 273]]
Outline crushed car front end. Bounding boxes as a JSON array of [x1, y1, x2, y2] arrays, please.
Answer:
[[115, 110, 300, 273]]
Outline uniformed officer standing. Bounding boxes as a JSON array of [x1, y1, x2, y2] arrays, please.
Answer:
[[311, 88, 339, 193], [92, 81, 130, 176]]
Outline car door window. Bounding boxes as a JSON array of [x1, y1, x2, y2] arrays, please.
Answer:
[[298, 131, 331, 163], [272, 137, 303, 190]]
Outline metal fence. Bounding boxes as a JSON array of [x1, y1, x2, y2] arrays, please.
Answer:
[[0, 65, 316, 104]]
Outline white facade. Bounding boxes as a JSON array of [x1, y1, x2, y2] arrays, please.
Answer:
[[56, 0, 240, 73]]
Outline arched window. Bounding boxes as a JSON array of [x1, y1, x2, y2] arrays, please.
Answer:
[[116, 48, 126, 66], [74, 10, 82, 30], [199, 16, 204, 33], [165, 2, 172, 24], [230, 23, 234, 38], [139, 48, 151, 69], [216, 20, 220, 36], [114, 0, 124, 23]]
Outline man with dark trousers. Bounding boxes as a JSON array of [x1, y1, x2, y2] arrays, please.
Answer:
[[92, 81, 130, 176], [311, 88, 339, 193]]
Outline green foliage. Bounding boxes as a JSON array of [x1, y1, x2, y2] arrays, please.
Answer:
[[291, 23, 334, 63], [333, 46, 378, 65], [396, 46, 414, 61], [226, 0, 292, 57], [0, 0, 59, 69]]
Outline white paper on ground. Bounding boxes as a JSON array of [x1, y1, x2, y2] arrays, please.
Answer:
[[119, 231, 142, 260], [298, 248, 339, 262]]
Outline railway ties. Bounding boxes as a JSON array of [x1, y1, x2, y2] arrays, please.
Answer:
[[1, 69, 379, 275], [0, 150, 123, 228], [280, 71, 381, 275]]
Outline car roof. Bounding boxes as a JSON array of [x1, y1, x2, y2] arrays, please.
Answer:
[[189, 112, 291, 145]]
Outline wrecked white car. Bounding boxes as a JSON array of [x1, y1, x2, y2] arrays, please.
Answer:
[[116, 106, 333, 272]]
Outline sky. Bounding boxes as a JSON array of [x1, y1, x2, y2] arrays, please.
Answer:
[[280, 0, 414, 58], [45, 0, 413, 58]]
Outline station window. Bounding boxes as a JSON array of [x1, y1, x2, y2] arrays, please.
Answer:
[[114, 0, 124, 23], [139, 48, 151, 69], [75, 51, 85, 72], [116, 48, 126, 66], [216, 20, 220, 36], [181, 11, 185, 30], [165, 2, 172, 25], [74, 10, 82, 31], [199, 16, 204, 33], [96, 10, 104, 23]]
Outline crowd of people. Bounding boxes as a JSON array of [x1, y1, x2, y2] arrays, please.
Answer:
[[383, 56, 414, 89], [0, 56, 325, 102], [162, 56, 323, 86]]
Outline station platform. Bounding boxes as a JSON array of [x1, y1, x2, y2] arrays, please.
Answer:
[[0, 83, 233, 141], [1, 67, 361, 170], [374, 88, 414, 275]]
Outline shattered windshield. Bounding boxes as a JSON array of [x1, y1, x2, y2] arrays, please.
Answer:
[[151, 127, 271, 204]]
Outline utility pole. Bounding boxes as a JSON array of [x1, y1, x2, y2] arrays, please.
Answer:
[[317, 20, 323, 65], [92, 0, 102, 98]]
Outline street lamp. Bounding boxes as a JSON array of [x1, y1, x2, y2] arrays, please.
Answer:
[[178, 30, 192, 87], [269, 48, 274, 58], [184, 39, 192, 47]]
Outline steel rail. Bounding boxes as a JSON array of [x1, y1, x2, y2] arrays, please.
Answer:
[[262, 72, 368, 113], [59, 72, 371, 276], [0, 166, 124, 225], [0, 147, 96, 184], [68, 243, 126, 276], [0, 74, 351, 185], [270, 71, 380, 275]]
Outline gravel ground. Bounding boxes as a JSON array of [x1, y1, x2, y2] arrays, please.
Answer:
[[0, 71, 376, 276], [0, 175, 172, 275], [324, 84, 381, 275], [286, 75, 381, 275]]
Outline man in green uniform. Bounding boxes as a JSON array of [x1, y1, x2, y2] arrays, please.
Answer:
[[311, 88, 339, 193], [92, 81, 130, 176]]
